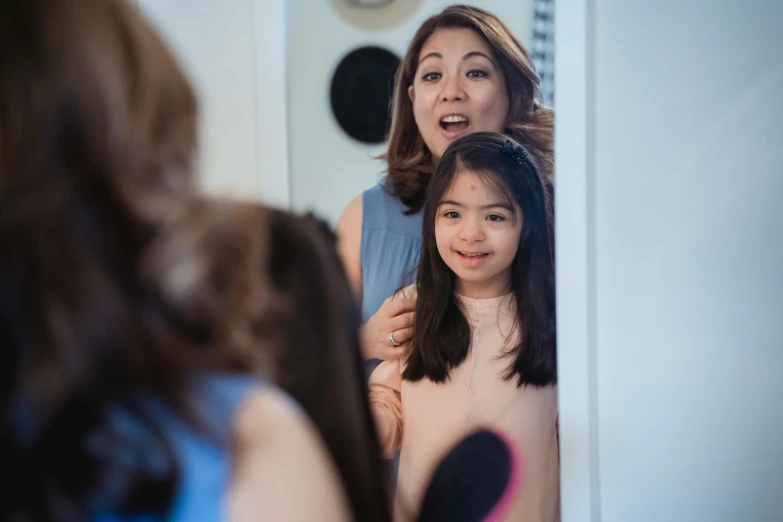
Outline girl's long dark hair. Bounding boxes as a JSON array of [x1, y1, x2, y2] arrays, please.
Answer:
[[403, 132, 556, 387], [261, 209, 392, 522]]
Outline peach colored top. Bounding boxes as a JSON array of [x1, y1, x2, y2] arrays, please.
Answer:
[[369, 292, 560, 522]]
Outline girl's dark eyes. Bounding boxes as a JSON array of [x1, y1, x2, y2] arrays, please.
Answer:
[[422, 72, 441, 81], [467, 69, 489, 78], [441, 212, 507, 220]]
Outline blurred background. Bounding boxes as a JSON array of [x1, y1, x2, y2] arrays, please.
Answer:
[[135, 0, 553, 223], [133, 1, 783, 521]]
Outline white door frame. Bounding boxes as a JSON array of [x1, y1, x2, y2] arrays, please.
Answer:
[[554, 0, 600, 520]]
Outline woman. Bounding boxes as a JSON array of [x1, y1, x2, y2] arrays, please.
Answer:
[[336, 5, 554, 363], [0, 1, 384, 520]]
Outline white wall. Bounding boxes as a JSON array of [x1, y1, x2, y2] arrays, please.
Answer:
[[136, 0, 290, 208], [288, 0, 534, 224], [556, 1, 783, 521], [136, 0, 534, 220]]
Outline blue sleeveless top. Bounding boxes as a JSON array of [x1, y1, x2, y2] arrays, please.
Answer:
[[360, 182, 423, 324], [93, 374, 269, 522]]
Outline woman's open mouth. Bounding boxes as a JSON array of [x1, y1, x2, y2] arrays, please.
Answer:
[[439, 114, 470, 138]]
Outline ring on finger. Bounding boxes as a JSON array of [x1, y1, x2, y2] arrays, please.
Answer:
[[387, 331, 402, 347]]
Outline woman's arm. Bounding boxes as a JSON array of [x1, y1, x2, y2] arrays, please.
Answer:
[[229, 388, 352, 522], [336, 194, 363, 303], [336, 193, 416, 361]]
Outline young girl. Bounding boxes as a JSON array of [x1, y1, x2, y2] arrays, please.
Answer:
[[370, 132, 559, 522]]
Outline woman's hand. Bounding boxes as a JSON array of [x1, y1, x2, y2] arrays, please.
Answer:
[[361, 293, 417, 361]]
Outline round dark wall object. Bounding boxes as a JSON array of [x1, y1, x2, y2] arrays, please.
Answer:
[[330, 46, 400, 144]]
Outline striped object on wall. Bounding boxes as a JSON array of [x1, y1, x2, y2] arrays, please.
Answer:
[[531, 0, 555, 107]]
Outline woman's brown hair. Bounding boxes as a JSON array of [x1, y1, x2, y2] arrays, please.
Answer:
[[0, 0, 264, 518], [1, 2, 393, 519], [383, 4, 554, 214]]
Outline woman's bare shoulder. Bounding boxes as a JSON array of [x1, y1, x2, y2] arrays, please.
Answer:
[[336, 194, 364, 300], [229, 387, 352, 522], [336, 194, 363, 238]]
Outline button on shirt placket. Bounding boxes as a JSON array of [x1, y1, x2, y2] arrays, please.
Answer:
[[464, 301, 484, 430], [467, 302, 481, 398]]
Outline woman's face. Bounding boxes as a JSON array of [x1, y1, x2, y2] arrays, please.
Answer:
[[409, 28, 510, 159]]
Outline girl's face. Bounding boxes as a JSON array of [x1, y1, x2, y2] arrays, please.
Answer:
[[435, 170, 522, 298], [409, 28, 510, 159]]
